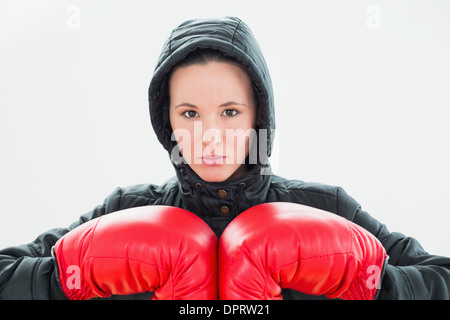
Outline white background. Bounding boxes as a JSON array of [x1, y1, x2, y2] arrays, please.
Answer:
[[1, 0, 449, 256]]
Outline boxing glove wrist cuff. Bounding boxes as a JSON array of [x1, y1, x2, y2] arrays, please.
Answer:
[[338, 255, 389, 300]]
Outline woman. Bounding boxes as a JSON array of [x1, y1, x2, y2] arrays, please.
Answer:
[[1, 16, 449, 300]]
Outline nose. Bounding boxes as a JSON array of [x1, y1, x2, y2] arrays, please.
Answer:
[[201, 118, 223, 147], [202, 127, 223, 148]]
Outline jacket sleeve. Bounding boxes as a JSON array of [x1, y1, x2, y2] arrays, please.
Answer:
[[0, 187, 123, 299], [337, 187, 450, 299]]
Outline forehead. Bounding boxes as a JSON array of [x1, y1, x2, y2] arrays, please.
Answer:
[[169, 62, 254, 102]]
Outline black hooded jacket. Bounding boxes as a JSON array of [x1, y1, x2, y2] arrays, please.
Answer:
[[1, 16, 450, 300]]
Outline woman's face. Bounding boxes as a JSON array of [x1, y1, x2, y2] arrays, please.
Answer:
[[169, 61, 257, 182]]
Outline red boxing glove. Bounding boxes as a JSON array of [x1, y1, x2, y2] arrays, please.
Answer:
[[54, 206, 218, 300], [219, 202, 387, 300]]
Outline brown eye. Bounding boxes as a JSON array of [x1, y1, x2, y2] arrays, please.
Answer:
[[183, 110, 198, 118], [222, 109, 238, 117]]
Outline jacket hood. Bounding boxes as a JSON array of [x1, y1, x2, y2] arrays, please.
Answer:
[[148, 16, 275, 163]]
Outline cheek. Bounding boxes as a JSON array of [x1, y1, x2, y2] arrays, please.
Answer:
[[225, 122, 256, 162], [171, 124, 195, 160]]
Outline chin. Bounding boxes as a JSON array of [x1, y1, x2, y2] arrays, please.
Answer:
[[193, 166, 233, 183], [198, 172, 230, 183]]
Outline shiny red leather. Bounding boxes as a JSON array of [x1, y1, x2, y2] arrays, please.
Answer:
[[219, 202, 387, 300], [54, 205, 218, 300]]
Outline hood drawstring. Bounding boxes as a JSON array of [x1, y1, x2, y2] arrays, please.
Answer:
[[233, 182, 246, 216], [194, 182, 203, 216]]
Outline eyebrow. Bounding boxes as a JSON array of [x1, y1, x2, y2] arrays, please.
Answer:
[[174, 101, 248, 109]]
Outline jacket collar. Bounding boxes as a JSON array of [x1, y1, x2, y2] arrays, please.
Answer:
[[175, 162, 272, 221]]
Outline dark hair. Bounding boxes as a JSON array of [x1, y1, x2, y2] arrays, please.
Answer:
[[174, 48, 243, 69]]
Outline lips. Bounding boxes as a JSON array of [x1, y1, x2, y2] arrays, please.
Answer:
[[201, 154, 226, 166]]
